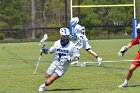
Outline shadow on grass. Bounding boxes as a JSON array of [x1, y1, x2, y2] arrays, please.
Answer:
[[100, 65, 128, 70], [85, 65, 128, 70], [46, 88, 84, 92], [129, 84, 140, 87]]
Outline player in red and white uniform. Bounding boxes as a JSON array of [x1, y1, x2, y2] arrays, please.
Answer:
[[70, 17, 102, 66], [118, 23, 140, 87], [39, 27, 80, 92]]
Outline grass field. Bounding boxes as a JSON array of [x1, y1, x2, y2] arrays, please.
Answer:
[[1, 39, 140, 93]]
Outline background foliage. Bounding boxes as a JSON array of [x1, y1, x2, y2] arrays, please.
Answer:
[[0, 0, 140, 40]]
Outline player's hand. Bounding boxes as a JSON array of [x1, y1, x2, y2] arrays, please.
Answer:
[[42, 48, 49, 54], [118, 46, 128, 56]]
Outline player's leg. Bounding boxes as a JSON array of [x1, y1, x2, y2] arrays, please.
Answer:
[[118, 64, 138, 87], [46, 73, 59, 85], [84, 42, 103, 66], [87, 49, 98, 57], [118, 53, 140, 88], [39, 73, 59, 92], [127, 64, 138, 80], [87, 49, 102, 66], [39, 63, 56, 92]]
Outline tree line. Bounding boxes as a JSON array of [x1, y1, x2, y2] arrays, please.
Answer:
[[0, 0, 140, 39]]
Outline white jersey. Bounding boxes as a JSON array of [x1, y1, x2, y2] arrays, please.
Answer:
[[73, 24, 91, 50], [47, 39, 80, 76]]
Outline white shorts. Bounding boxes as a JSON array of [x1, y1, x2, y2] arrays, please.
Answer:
[[83, 41, 91, 50], [46, 62, 66, 77], [75, 41, 91, 50]]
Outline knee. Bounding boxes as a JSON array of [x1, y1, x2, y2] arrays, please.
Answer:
[[44, 73, 51, 78], [128, 69, 134, 73]]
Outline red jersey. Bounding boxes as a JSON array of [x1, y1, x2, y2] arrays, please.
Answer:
[[131, 35, 140, 46], [131, 35, 140, 66]]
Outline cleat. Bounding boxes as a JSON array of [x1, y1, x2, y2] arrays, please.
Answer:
[[98, 62, 102, 66], [39, 86, 44, 92], [97, 57, 103, 66], [118, 83, 128, 88]]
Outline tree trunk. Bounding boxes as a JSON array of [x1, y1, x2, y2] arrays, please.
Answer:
[[31, 0, 36, 39]]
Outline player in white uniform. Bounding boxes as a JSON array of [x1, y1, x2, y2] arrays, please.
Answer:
[[39, 27, 80, 92], [70, 17, 102, 66]]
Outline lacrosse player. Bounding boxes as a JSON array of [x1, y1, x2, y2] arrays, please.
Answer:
[[70, 17, 102, 66], [38, 27, 80, 92], [118, 23, 140, 88]]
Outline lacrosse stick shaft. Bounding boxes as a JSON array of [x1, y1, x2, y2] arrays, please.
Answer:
[[34, 45, 45, 75], [34, 34, 48, 75], [34, 55, 42, 75], [84, 59, 140, 64], [33, 45, 45, 75]]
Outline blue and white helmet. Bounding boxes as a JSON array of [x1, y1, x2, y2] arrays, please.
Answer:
[[70, 17, 79, 26], [60, 27, 70, 45], [60, 27, 70, 35]]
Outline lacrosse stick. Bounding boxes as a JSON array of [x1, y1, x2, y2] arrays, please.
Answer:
[[34, 34, 48, 75], [79, 59, 140, 67]]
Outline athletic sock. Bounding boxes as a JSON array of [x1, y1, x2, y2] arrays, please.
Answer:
[[40, 83, 46, 87], [45, 82, 48, 86], [124, 79, 128, 84], [95, 55, 98, 58]]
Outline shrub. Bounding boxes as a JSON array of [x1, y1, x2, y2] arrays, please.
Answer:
[[0, 33, 4, 40]]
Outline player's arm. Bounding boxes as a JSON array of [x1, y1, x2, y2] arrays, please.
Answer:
[[127, 42, 133, 48]]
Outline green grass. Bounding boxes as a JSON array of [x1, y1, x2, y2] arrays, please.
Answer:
[[0, 39, 140, 93]]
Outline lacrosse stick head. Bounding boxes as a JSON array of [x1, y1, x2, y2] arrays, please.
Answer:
[[70, 17, 79, 27], [39, 34, 48, 47]]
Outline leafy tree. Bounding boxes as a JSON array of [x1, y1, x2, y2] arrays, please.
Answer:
[[0, 0, 30, 29], [72, 0, 133, 34]]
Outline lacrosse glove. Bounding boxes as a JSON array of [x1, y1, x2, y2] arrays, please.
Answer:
[[42, 48, 50, 54], [60, 56, 71, 64], [118, 46, 128, 56]]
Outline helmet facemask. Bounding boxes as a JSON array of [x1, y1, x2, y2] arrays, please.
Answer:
[[61, 35, 69, 45]]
